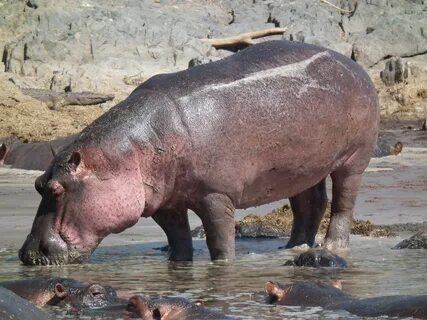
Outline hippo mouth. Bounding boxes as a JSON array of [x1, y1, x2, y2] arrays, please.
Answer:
[[18, 232, 88, 265]]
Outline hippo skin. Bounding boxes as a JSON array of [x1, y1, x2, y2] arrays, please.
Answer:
[[0, 276, 117, 309], [0, 134, 76, 171], [0, 287, 48, 320], [126, 296, 231, 320], [19, 40, 379, 265], [265, 281, 427, 318]]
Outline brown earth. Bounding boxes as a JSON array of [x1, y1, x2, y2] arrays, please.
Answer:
[[0, 73, 105, 142], [236, 204, 397, 239]]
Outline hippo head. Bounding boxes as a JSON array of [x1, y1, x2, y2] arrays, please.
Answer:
[[19, 144, 145, 265], [126, 296, 190, 320], [56, 282, 118, 309], [265, 281, 347, 306]]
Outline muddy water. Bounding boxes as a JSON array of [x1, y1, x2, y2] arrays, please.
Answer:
[[0, 128, 426, 319]]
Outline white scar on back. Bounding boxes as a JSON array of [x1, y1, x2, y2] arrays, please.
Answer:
[[178, 50, 333, 103]]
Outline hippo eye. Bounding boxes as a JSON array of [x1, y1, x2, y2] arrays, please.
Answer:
[[126, 301, 137, 312]]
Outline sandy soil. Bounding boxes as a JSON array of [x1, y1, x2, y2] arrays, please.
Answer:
[[0, 73, 105, 142]]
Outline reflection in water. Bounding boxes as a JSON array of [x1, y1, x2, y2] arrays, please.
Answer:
[[0, 236, 426, 319]]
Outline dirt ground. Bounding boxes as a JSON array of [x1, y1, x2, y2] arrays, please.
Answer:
[[0, 73, 106, 142]]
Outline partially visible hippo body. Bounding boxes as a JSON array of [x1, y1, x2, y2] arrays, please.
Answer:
[[19, 40, 379, 265], [393, 232, 427, 249], [0, 134, 76, 171], [373, 133, 403, 157], [126, 296, 231, 320], [265, 281, 427, 318], [0, 276, 117, 309], [0, 287, 48, 320], [283, 248, 347, 268]]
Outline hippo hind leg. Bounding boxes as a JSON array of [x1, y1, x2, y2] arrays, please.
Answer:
[[286, 178, 327, 248], [193, 193, 235, 261], [152, 208, 193, 261], [324, 169, 363, 249]]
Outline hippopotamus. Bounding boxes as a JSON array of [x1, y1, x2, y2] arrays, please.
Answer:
[[0, 276, 117, 309], [265, 281, 427, 318], [0, 287, 48, 320], [19, 40, 379, 265], [126, 295, 231, 319], [283, 248, 347, 267], [373, 133, 403, 158], [0, 134, 77, 171]]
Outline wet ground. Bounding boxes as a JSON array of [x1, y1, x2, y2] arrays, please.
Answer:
[[0, 126, 426, 319]]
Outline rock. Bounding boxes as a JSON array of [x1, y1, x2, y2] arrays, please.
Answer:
[[236, 205, 293, 238], [191, 204, 396, 239], [191, 225, 206, 239], [393, 232, 427, 249], [380, 57, 410, 86], [283, 248, 348, 268]]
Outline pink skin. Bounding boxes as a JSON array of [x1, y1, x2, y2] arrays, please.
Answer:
[[55, 150, 144, 257]]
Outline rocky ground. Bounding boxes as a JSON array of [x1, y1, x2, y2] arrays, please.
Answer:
[[0, 0, 426, 142]]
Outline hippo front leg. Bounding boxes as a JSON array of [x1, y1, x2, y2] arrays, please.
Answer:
[[286, 178, 328, 248], [194, 193, 236, 261], [152, 208, 193, 261], [324, 171, 362, 249]]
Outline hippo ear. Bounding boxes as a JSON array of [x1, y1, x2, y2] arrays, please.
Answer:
[[35, 174, 46, 195], [127, 296, 151, 318], [68, 151, 81, 171], [331, 280, 343, 290], [0, 143, 7, 161], [264, 281, 284, 301], [54, 283, 68, 299]]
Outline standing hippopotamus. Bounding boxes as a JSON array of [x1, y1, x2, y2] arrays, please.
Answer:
[[126, 295, 231, 319], [265, 281, 427, 318], [0, 287, 48, 320], [0, 134, 76, 171], [0, 276, 117, 309], [19, 40, 379, 265]]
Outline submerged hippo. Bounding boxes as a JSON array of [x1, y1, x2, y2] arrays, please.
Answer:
[[0, 287, 48, 320], [126, 295, 231, 319], [265, 281, 427, 318], [19, 40, 379, 265], [0, 276, 117, 309], [283, 248, 347, 268], [0, 134, 76, 171]]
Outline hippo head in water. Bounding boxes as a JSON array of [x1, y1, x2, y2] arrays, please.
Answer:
[[19, 138, 146, 265], [264, 280, 347, 306], [1, 276, 117, 309], [126, 296, 227, 320]]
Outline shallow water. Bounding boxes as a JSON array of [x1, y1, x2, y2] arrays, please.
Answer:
[[0, 128, 426, 319]]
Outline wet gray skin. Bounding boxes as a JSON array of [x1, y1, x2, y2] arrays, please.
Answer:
[[0, 276, 117, 309], [0, 287, 48, 320], [283, 248, 348, 268], [265, 281, 427, 318], [126, 295, 232, 320]]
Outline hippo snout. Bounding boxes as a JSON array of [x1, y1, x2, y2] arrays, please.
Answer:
[[19, 228, 69, 265]]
